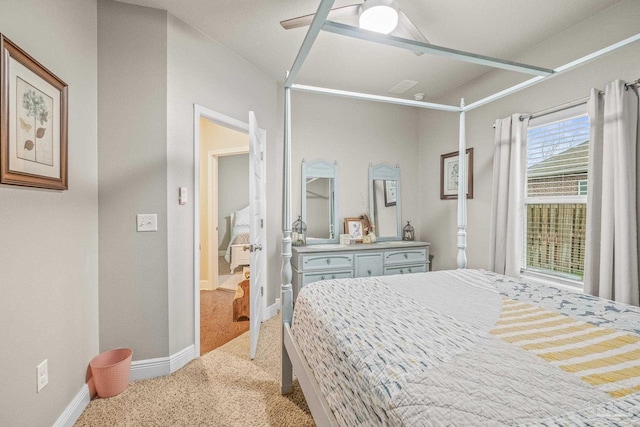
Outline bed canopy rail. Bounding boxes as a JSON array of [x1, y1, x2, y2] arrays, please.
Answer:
[[281, 0, 640, 407]]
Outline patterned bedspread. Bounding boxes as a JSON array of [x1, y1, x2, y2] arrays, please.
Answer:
[[291, 269, 640, 426]]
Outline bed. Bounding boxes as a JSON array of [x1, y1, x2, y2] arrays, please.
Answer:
[[278, 1, 640, 425], [225, 206, 251, 273], [288, 269, 640, 425]]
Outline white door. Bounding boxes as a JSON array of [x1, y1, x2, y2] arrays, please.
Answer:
[[248, 111, 266, 359]]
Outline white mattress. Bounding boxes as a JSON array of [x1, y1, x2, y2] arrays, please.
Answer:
[[291, 269, 640, 426]]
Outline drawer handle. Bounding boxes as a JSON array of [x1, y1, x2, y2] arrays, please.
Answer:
[[408, 268, 412, 273], [404, 253, 408, 259], [321, 275, 325, 280], [367, 269, 372, 276], [326, 258, 331, 264]]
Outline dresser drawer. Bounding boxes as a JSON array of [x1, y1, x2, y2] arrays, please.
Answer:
[[355, 253, 383, 277], [384, 248, 427, 265], [384, 264, 427, 275], [301, 270, 353, 286], [302, 254, 353, 271]]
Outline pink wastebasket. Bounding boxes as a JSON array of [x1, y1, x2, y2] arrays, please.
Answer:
[[89, 348, 132, 398]]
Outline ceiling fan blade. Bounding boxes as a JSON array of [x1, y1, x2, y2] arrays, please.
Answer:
[[391, 10, 429, 54], [281, 4, 359, 30]]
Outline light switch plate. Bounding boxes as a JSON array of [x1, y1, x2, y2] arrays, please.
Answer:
[[137, 214, 157, 232], [179, 187, 188, 205]]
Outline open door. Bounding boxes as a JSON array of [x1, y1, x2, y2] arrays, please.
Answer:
[[248, 111, 266, 359]]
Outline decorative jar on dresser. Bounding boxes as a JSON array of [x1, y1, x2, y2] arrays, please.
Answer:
[[291, 241, 430, 300]]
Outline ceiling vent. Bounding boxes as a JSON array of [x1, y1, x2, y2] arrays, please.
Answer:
[[388, 80, 418, 94]]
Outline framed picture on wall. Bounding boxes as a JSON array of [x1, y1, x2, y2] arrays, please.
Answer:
[[440, 148, 473, 200], [0, 34, 68, 190], [344, 217, 363, 242], [384, 180, 396, 207]]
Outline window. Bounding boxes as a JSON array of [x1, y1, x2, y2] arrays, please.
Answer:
[[523, 107, 589, 282]]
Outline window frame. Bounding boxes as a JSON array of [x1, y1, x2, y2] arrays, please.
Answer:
[[521, 106, 589, 287]]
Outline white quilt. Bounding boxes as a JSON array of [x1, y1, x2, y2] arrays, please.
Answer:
[[291, 269, 640, 426]]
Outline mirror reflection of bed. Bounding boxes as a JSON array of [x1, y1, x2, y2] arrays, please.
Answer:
[[198, 118, 251, 355]]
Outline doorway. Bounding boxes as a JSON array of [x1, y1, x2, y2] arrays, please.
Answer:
[[193, 105, 266, 357]]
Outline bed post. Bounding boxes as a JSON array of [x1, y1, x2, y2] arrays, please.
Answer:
[[281, 83, 294, 395], [457, 98, 467, 269]]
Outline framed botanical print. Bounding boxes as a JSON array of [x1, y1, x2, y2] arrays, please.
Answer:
[[1, 34, 68, 190], [440, 148, 473, 200], [344, 217, 363, 242]]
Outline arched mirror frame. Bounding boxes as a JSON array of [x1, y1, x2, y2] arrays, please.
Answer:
[[301, 159, 338, 245], [369, 163, 402, 241]]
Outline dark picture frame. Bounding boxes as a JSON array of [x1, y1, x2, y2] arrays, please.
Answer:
[[440, 148, 473, 200], [1, 34, 68, 190], [383, 180, 396, 207]]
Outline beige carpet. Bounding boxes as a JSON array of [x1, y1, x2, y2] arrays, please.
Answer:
[[75, 315, 314, 426], [218, 273, 242, 292]]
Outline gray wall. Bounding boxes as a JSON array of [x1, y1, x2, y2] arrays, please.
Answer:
[[166, 14, 278, 353], [98, 1, 169, 360], [291, 92, 420, 240], [218, 154, 250, 250], [418, 0, 640, 271], [0, 1, 98, 425]]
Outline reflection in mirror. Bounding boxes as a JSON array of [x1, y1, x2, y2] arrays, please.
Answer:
[[305, 177, 331, 238], [301, 159, 338, 244], [369, 163, 401, 241]]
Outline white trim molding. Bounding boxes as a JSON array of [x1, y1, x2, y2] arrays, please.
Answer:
[[265, 298, 281, 320], [52, 384, 90, 427], [130, 345, 196, 381]]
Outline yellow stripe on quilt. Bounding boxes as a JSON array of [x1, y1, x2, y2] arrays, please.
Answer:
[[521, 328, 617, 351], [499, 307, 545, 319], [560, 348, 640, 373], [538, 335, 640, 362], [581, 366, 640, 385], [491, 316, 573, 335], [498, 324, 595, 344], [494, 299, 640, 398], [495, 312, 565, 326], [501, 303, 532, 312], [609, 384, 640, 398]]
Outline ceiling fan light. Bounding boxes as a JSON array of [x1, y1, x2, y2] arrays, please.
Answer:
[[359, 0, 399, 34]]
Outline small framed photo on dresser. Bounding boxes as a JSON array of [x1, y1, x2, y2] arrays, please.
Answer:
[[344, 217, 363, 242]]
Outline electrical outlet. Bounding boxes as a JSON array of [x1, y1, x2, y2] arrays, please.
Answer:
[[136, 214, 157, 232], [37, 359, 48, 392]]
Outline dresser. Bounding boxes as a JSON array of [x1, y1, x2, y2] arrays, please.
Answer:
[[291, 241, 430, 299]]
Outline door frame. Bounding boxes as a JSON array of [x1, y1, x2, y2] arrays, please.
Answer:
[[193, 104, 266, 357]]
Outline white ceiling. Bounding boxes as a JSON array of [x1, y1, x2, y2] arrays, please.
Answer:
[[117, 0, 621, 102]]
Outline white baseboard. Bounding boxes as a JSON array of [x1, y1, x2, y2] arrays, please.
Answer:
[[130, 344, 196, 381], [265, 298, 281, 320], [53, 384, 90, 427], [170, 344, 195, 373]]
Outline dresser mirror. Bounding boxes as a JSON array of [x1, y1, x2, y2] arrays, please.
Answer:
[[301, 159, 338, 244], [369, 163, 402, 241]]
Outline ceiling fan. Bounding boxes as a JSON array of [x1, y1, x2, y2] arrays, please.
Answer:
[[280, 0, 429, 47]]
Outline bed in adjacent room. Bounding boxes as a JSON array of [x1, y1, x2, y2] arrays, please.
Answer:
[[225, 206, 250, 273], [289, 269, 640, 425]]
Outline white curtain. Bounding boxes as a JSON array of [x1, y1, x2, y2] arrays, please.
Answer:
[[489, 114, 529, 278], [584, 80, 640, 306]]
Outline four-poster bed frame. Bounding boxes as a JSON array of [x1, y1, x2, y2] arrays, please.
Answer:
[[279, 0, 640, 423]]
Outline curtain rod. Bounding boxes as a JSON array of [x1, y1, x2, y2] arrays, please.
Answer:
[[491, 77, 640, 127], [519, 95, 589, 122]]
